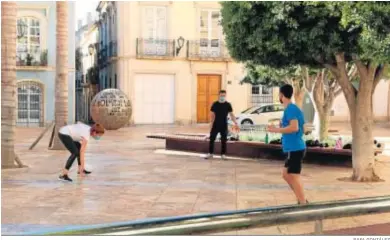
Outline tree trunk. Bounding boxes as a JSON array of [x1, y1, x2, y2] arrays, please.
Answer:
[[308, 93, 320, 139], [1, 2, 18, 168], [293, 89, 305, 110], [388, 80, 390, 121], [351, 97, 379, 181], [50, 2, 69, 150], [330, 54, 382, 181], [318, 109, 331, 141]]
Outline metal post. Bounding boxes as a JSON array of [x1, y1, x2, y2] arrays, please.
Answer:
[[314, 220, 323, 235]]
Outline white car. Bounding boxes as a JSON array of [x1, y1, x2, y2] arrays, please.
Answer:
[[229, 103, 284, 126]]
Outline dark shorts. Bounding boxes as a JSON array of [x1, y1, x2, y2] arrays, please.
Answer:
[[284, 150, 306, 174]]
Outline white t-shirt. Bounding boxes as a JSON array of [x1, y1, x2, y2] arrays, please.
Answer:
[[59, 123, 91, 142]]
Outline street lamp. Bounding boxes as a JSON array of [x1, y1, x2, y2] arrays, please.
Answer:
[[176, 36, 185, 56]]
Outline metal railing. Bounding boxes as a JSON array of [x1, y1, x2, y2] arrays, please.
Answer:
[[187, 39, 231, 61], [25, 195, 390, 236], [16, 49, 48, 67], [251, 95, 274, 105], [136, 38, 176, 58], [98, 46, 107, 66], [108, 40, 117, 57]]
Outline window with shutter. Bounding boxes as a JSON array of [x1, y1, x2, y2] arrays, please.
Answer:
[[142, 6, 168, 56], [199, 9, 222, 57]]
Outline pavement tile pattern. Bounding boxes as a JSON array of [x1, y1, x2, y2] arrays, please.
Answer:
[[2, 125, 390, 235]]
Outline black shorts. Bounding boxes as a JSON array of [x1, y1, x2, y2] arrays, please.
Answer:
[[284, 150, 306, 174]]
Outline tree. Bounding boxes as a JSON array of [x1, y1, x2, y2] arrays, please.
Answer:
[[243, 63, 307, 109], [243, 64, 344, 141], [50, 2, 69, 150], [221, 2, 390, 181], [1, 2, 18, 168]]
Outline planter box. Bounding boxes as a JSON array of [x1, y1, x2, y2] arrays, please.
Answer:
[[165, 137, 352, 167]]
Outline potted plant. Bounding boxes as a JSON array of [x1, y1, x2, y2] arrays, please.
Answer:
[[26, 53, 33, 66], [40, 50, 48, 66]]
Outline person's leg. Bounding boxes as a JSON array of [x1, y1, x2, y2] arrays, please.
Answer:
[[74, 142, 83, 172], [58, 133, 79, 175], [208, 127, 218, 155], [282, 151, 307, 204], [220, 127, 228, 156], [283, 153, 294, 191]]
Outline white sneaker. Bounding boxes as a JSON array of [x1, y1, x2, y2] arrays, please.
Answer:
[[221, 155, 227, 160], [204, 153, 213, 159]]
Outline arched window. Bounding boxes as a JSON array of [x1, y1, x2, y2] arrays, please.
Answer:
[[17, 81, 44, 127], [17, 17, 41, 66]]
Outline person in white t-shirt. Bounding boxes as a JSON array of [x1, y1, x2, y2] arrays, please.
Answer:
[[58, 122, 105, 182]]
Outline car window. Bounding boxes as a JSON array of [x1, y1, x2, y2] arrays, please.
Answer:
[[242, 106, 258, 114], [253, 107, 263, 114], [274, 105, 284, 111], [260, 106, 273, 113]]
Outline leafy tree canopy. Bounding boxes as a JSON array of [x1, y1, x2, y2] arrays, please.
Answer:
[[221, 2, 390, 68]]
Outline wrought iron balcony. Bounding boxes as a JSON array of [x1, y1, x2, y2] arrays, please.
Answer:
[[136, 38, 175, 59], [108, 41, 117, 58], [16, 49, 48, 67], [187, 39, 231, 61], [98, 46, 107, 67]]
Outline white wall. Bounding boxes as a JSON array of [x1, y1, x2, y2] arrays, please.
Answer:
[[331, 79, 390, 122]]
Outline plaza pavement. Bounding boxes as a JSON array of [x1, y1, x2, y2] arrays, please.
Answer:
[[1, 124, 390, 235]]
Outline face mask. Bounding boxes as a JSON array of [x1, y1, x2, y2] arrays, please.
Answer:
[[93, 135, 101, 141], [219, 96, 226, 102]]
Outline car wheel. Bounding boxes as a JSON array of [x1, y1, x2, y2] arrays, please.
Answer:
[[241, 119, 253, 125]]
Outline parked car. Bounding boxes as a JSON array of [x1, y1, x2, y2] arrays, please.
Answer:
[[229, 103, 284, 126]]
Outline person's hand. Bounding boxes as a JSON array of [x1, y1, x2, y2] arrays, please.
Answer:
[[267, 125, 279, 133], [232, 123, 240, 132]]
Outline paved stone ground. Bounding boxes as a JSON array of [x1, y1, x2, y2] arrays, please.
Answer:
[[2, 124, 390, 235]]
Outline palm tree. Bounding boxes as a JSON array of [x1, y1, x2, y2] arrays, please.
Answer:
[[50, 2, 69, 150], [1, 2, 18, 168]]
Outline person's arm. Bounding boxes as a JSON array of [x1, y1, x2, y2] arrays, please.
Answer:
[[228, 103, 239, 127], [268, 119, 299, 133], [267, 108, 299, 133], [79, 137, 88, 170], [210, 103, 216, 130]]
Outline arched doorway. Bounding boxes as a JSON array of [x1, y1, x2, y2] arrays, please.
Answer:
[[17, 81, 44, 127]]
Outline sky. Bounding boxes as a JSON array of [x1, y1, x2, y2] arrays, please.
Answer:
[[75, 0, 100, 29]]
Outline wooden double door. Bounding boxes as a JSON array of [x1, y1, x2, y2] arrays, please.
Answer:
[[197, 74, 221, 123]]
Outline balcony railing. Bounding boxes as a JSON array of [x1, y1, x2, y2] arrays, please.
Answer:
[[98, 46, 107, 67], [136, 38, 175, 59], [16, 50, 48, 67], [187, 39, 231, 61], [108, 41, 117, 58]]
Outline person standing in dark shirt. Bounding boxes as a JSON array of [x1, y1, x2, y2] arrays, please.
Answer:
[[205, 90, 239, 160]]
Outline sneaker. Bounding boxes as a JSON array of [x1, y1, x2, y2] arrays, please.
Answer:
[[59, 174, 72, 182], [221, 155, 227, 160], [204, 153, 213, 159], [77, 169, 92, 175]]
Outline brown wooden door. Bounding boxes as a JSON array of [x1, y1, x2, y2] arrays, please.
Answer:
[[197, 75, 221, 123]]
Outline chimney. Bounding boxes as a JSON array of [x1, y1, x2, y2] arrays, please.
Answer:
[[77, 19, 83, 30], [87, 12, 92, 26]]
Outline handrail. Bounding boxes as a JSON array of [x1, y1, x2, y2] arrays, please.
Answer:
[[25, 195, 390, 236]]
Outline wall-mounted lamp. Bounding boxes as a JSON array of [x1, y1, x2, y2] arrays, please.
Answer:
[[88, 44, 95, 55], [176, 36, 185, 56]]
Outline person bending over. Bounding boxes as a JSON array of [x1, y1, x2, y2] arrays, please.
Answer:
[[58, 122, 105, 182], [205, 90, 239, 160], [267, 84, 308, 204]]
